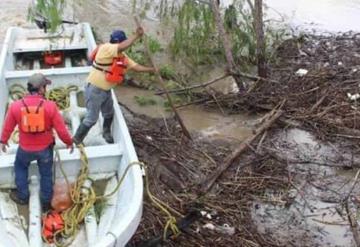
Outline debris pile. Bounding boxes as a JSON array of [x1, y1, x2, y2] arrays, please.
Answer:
[[206, 32, 360, 142], [128, 32, 360, 246]]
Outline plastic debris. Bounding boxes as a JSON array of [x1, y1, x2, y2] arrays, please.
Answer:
[[295, 69, 308, 76], [203, 223, 215, 230], [217, 224, 235, 235], [347, 93, 360, 101], [202, 223, 235, 235], [146, 135, 153, 141], [200, 210, 212, 219]]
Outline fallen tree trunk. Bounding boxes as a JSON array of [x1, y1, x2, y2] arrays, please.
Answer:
[[199, 99, 285, 194]]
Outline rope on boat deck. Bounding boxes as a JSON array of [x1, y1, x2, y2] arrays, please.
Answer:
[[8, 84, 78, 110], [52, 144, 181, 246], [46, 85, 78, 110]]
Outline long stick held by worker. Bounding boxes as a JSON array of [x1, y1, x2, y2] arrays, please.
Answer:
[[133, 16, 192, 140]]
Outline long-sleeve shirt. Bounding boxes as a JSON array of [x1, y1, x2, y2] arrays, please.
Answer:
[[1, 94, 73, 152]]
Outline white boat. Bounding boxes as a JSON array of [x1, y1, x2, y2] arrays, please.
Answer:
[[0, 23, 143, 246]]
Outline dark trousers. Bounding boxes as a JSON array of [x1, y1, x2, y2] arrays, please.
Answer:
[[14, 146, 54, 204]]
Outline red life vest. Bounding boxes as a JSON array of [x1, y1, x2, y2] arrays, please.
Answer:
[[89, 45, 128, 85], [41, 211, 64, 243], [20, 99, 46, 133]]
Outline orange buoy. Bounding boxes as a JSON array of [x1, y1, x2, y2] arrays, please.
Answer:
[[51, 180, 73, 212]]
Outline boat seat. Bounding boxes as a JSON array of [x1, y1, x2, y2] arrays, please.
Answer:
[[65, 57, 72, 68], [33, 60, 41, 70], [5, 67, 91, 81]]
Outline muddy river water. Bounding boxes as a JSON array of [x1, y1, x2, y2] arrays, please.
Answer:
[[1, 1, 360, 246]]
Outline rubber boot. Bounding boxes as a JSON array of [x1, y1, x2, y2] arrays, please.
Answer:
[[73, 123, 91, 145], [103, 116, 114, 144]]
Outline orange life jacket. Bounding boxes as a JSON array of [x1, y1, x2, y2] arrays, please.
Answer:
[[20, 99, 45, 133], [90, 45, 128, 85], [42, 211, 64, 243]]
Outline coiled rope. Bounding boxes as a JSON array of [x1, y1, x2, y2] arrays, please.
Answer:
[[46, 85, 78, 110], [8, 84, 78, 110], [52, 145, 181, 246]]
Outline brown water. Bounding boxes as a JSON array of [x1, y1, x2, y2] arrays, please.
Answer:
[[116, 85, 258, 142]]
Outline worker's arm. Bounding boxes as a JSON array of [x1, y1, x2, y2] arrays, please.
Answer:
[[51, 105, 73, 152], [117, 27, 144, 53], [0, 105, 17, 152], [131, 64, 156, 73]]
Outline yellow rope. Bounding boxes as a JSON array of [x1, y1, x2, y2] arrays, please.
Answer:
[[8, 84, 78, 110], [53, 145, 181, 246], [46, 85, 78, 110], [9, 84, 181, 243], [9, 84, 26, 100]]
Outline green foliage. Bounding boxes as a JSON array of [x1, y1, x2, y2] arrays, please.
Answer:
[[134, 95, 157, 106], [163, 96, 183, 110], [127, 35, 162, 65], [169, 0, 218, 66], [159, 65, 176, 80], [126, 41, 147, 65], [28, 0, 66, 33], [147, 35, 162, 54], [166, 0, 288, 71]]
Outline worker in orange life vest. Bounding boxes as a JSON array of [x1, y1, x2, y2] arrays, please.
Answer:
[[73, 27, 156, 144], [0, 73, 74, 211]]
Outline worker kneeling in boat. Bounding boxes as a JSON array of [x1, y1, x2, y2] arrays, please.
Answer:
[[0, 73, 73, 211], [73, 26, 156, 144]]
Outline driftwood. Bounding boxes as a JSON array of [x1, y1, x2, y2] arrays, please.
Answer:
[[155, 70, 281, 96], [345, 201, 360, 247], [199, 100, 285, 193], [155, 73, 230, 95], [134, 17, 192, 140], [232, 71, 280, 84]]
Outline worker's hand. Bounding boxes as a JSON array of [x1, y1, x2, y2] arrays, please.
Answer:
[[67, 144, 74, 154], [135, 26, 144, 37], [152, 67, 159, 74], [0, 143, 8, 153]]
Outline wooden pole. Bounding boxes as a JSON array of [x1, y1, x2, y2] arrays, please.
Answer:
[[200, 100, 285, 194], [134, 17, 192, 140], [253, 0, 267, 78]]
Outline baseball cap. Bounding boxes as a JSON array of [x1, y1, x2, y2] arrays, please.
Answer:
[[28, 73, 52, 89], [110, 30, 127, 43]]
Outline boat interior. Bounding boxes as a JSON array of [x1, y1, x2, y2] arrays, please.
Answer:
[[0, 24, 143, 246]]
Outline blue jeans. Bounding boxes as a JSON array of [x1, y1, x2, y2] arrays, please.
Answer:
[[14, 146, 54, 204]]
